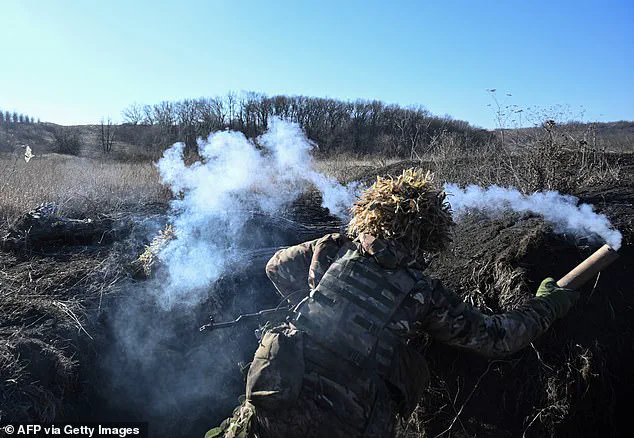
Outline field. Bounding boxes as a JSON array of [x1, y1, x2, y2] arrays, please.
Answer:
[[1, 123, 633, 437], [0, 154, 169, 225]]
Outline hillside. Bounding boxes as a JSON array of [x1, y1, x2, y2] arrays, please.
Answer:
[[1, 119, 632, 164], [0, 122, 152, 160]]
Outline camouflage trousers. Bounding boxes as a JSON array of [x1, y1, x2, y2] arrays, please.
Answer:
[[255, 371, 396, 438], [209, 324, 398, 438]]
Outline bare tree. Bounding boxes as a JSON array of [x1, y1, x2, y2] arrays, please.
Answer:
[[210, 97, 227, 127], [196, 97, 225, 134], [142, 105, 155, 125], [119, 93, 488, 158], [176, 99, 199, 156], [100, 118, 115, 154], [122, 103, 145, 125], [226, 92, 237, 129]]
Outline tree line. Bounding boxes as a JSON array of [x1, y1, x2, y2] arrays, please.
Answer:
[[120, 92, 490, 157], [0, 109, 39, 124]]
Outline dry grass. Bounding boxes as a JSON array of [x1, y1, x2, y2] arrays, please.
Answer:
[[0, 153, 170, 224], [0, 239, 131, 423], [422, 126, 623, 193], [315, 154, 402, 184], [313, 128, 623, 198]]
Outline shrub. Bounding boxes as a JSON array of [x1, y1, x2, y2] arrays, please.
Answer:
[[53, 128, 82, 156]]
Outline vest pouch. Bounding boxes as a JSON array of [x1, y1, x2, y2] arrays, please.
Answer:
[[386, 342, 430, 417], [246, 325, 305, 409]]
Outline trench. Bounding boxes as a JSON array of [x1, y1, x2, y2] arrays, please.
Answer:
[[63, 208, 343, 438], [2, 182, 633, 437]]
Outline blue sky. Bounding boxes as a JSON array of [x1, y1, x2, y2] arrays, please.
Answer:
[[0, 0, 632, 128]]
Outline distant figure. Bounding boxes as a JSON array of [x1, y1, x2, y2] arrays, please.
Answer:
[[23, 144, 35, 162], [207, 169, 578, 438]]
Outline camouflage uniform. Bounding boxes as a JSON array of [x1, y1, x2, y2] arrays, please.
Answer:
[[266, 233, 558, 358], [214, 232, 560, 438]]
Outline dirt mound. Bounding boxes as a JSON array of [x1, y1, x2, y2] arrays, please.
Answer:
[[0, 209, 146, 424], [0, 250, 100, 423], [2, 204, 132, 250], [401, 211, 633, 437]]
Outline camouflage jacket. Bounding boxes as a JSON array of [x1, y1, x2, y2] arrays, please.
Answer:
[[214, 232, 561, 438], [266, 232, 558, 360]]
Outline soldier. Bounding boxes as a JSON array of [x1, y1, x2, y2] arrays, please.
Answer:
[[207, 168, 578, 438]]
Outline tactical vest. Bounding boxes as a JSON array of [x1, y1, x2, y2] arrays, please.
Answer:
[[292, 245, 430, 415]]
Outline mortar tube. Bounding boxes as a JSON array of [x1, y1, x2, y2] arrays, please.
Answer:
[[556, 244, 620, 290]]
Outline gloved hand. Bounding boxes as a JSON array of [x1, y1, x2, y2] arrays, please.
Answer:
[[536, 277, 580, 319]]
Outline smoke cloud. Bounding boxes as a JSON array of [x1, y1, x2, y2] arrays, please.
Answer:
[[444, 183, 623, 250], [102, 122, 622, 436], [154, 117, 359, 308], [155, 123, 622, 308]]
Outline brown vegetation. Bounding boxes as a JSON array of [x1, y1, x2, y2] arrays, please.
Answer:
[[0, 112, 632, 436], [0, 246, 126, 423], [119, 94, 489, 158], [0, 154, 170, 225]]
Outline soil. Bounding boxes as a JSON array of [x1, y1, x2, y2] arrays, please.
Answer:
[[415, 212, 633, 437], [1, 155, 632, 437]]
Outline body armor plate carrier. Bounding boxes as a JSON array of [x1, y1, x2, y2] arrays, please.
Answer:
[[293, 247, 425, 378]]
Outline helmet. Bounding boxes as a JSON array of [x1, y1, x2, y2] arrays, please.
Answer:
[[347, 168, 454, 258]]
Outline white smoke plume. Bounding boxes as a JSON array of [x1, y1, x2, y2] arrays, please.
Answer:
[[444, 183, 623, 250], [153, 118, 621, 309], [154, 118, 359, 308]]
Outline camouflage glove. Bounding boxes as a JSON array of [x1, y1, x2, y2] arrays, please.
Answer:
[[205, 399, 258, 438], [536, 277, 580, 320]]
